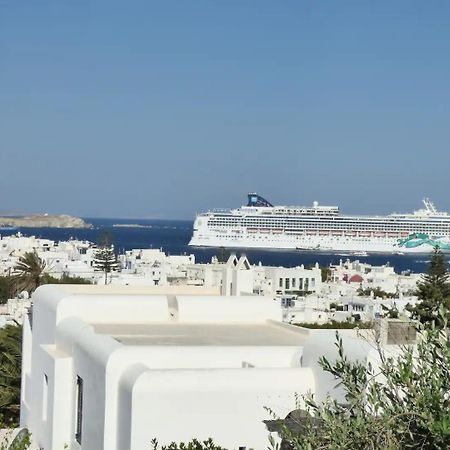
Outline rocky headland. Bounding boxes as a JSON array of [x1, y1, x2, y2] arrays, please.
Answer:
[[0, 214, 92, 229]]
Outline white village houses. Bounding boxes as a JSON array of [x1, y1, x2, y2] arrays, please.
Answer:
[[19, 284, 387, 450]]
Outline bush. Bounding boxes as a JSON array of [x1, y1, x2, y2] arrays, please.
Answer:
[[42, 273, 91, 285], [150, 438, 227, 450], [0, 276, 13, 304], [294, 321, 373, 329], [273, 309, 450, 449], [357, 286, 397, 299], [0, 325, 22, 427]]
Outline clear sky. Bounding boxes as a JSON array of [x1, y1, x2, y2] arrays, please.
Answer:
[[1, 1, 449, 219]]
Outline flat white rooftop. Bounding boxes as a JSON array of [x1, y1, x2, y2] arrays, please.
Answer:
[[93, 322, 307, 346]]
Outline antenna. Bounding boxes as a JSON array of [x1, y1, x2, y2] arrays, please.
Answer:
[[423, 198, 437, 214]]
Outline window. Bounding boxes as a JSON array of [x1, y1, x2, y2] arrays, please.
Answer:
[[285, 278, 290, 290], [292, 278, 296, 288], [75, 376, 83, 444], [42, 374, 48, 421], [279, 278, 283, 288]]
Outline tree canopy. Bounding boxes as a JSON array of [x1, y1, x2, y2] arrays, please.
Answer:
[[12, 251, 47, 295], [407, 246, 450, 326], [93, 232, 119, 285], [0, 276, 13, 304], [270, 313, 450, 450], [0, 325, 22, 427]]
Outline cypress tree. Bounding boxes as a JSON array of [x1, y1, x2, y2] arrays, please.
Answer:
[[407, 246, 450, 326], [93, 232, 119, 285]]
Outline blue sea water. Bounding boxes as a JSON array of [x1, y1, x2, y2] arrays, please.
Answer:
[[0, 217, 436, 274]]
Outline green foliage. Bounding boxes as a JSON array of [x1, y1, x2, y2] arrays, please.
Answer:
[[294, 320, 373, 329], [216, 247, 231, 263], [12, 251, 46, 295], [59, 273, 91, 284], [407, 246, 450, 326], [321, 267, 331, 282], [381, 304, 400, 319], [357, 286, 397, 298], [93, 232, 119, 285], [0, 325, 22, 427], [41, 273, 91, 285], [0, 430, 31, 450], [93, 246, 119, 285], [150, 438, 227, 450], [0, 276, 13, 304], [98, 230, 114, 248], [275, 311, 450, 450]]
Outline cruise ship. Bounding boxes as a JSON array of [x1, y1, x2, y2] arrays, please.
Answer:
[[189, 194, 450, 253]]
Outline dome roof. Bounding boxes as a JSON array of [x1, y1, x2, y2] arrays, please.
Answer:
[[349, 274, 363, 283]]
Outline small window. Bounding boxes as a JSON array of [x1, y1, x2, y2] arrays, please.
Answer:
[[75, 376, 83, 444], [42, 374, 48, 421]]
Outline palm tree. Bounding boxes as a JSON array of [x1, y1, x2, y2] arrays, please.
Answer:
[[0, 325, 22, 427], [12, 251, 47, 295]]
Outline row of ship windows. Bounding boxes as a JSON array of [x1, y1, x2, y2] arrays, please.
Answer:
[[206, 235, 400, 242], [209, 215, 450, 223], [211, 224, 450, 234], [208, 220, 450, 228], [208, 217, 450, 226], [209, 216, 449, 222], [210, 220, 449, 226], [209, 219, 450, 226]]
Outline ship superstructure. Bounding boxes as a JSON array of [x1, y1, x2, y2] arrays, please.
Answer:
[[189, 194, 450, 253]]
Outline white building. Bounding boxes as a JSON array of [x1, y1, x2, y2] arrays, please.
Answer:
[[329, 259, 421, 295], [20, 284, 378, 450], [0, 234, 96, 281], [117, 248, 195, 286], [0, 295, 32, 326], [187, 254, 322, 297]]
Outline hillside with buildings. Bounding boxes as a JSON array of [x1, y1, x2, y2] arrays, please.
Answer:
[[0, 233, 448, 449], [0, 233, 422, 328]]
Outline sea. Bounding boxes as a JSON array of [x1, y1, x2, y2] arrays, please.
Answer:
[[0, 217, 437, 274]]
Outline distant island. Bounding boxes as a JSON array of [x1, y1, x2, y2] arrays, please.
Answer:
[[0, 214, 91, 229], [112, 223, 152, 229]]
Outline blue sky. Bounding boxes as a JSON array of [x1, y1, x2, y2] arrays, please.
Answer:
[[1, 1, 449, 219]]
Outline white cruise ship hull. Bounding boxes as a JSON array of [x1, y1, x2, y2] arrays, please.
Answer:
[[189, 233, 448, 253]]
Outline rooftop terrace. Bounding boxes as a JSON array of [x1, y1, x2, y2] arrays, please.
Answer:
[[93, 322, 307, 346]]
